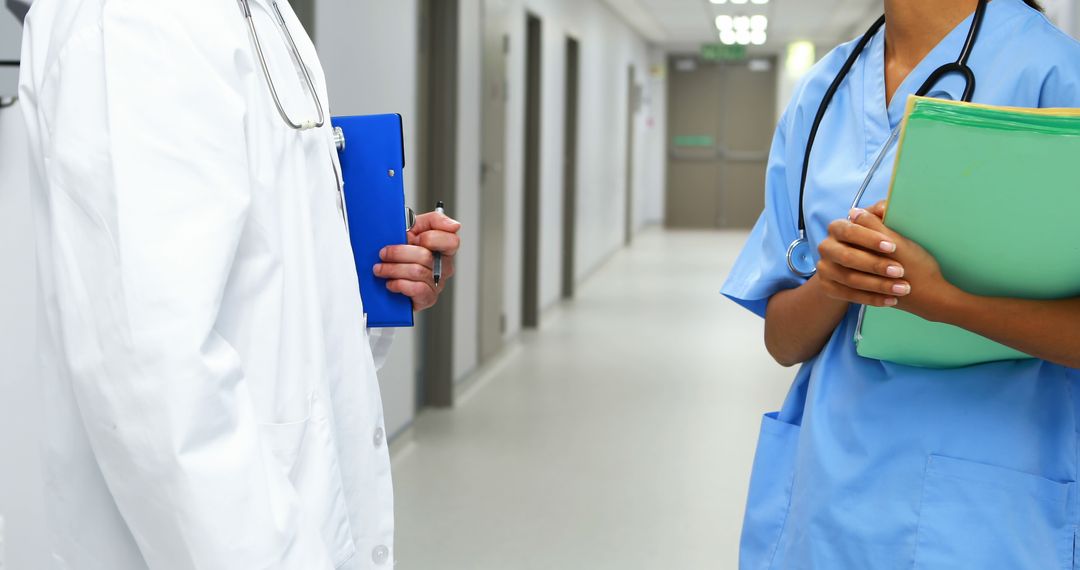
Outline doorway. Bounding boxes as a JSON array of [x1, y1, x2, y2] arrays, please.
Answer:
[[561, 37, 580, 300], [291, 0, 315, 35], [521, 13, 542, 329], [417, 0, 459, 407], [665, 56, 777, 229], [478, 0, 510, 364]]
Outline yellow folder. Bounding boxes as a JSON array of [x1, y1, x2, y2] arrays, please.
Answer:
[[855, 96, 1080, 368]]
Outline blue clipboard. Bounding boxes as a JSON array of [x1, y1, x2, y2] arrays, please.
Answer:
[[332, 114, 414, 328]]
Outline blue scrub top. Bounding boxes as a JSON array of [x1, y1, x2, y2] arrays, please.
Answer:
[[722, 1, 1080, 568]]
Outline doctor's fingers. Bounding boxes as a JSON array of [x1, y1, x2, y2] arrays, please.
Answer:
[[816, 259, 911, 300], [827, 217, 897, 254], [374, 262, 435, 284], [381, 245, 435, 268], [409, 229, 461, 256], [387, 279, 438, 310], [411, 211, 462, 235], [817, 239, 905, 278]]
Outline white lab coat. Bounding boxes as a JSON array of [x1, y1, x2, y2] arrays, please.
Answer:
[[18, 0, 395, 568]]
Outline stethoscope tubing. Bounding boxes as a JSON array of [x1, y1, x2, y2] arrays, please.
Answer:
[[239, 0, 326, 131], [787, 0, 988, 278]]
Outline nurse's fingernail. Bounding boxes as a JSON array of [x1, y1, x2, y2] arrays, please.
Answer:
[[373, 264, 383, 274], [884, 297, 899, 307], [886, 265, 904, 278], [879, 241, 897, 253], [849, 208, 866, 221], [380, 247, 389, 259], [892, 283, 911, 295]]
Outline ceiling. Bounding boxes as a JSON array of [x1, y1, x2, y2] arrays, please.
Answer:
[[603, 0, 883, 53]]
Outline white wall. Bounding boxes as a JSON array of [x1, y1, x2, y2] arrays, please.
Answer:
[[314, 0, 421, 437], [491, 0, 666, 338], [0, 104, 51, 570]]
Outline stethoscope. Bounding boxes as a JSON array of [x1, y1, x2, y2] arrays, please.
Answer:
[[235, 0, 419, 231], [786, 0, 987, 277], [237, 0, 326, 132]]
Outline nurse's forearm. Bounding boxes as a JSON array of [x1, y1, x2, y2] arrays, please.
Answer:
[[929, 290, 1080, 369], [765, 276, 850, 367]]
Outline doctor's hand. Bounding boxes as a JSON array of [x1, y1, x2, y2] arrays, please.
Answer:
[[373, 211, 461, 312], [816, 201, 915, 308]]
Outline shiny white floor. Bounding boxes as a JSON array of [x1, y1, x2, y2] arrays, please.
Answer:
[[391, 229, 793, 570]]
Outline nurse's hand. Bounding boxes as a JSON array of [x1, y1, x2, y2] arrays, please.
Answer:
[[848, 205, 958, 319], [816, 202, 913, 308], [373, 211, 462, 311]]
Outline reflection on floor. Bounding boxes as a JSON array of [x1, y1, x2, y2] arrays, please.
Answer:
[[391, 229, 793, 570]]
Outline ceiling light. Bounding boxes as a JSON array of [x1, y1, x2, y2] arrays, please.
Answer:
[[751, 30, 767, 45], [750, 15, 768, 31], [733, 16, 750, 31], [730, 0, 748, 4], [786, 41, 816, 78], [720, 30, 737, 45], [751, 0, 769, 4], [716, 15, 733, 30], [736, 29, 752, 45], [709, 0, 727, 4]]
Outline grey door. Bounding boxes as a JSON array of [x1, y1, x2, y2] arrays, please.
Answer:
[[665, 57, 777, 229], [478, 0, 509, 363], [417, 0, 459, 407]]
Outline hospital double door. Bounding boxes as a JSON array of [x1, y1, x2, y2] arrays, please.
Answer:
[[665, 57, 777, 229]]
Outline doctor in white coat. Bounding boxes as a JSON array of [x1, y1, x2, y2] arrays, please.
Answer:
[[17, 0, 460, 568]]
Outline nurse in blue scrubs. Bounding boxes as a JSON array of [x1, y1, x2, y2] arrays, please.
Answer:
[[723, 0, 1080, 567]]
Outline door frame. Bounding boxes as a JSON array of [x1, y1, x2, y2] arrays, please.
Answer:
[[521, 13, 543, 328], [561, 36, 580, 300]]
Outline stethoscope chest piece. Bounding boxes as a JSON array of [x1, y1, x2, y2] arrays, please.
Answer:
[[786, 232, 817, 277]]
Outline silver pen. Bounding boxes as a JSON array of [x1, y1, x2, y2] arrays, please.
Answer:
[[433, 201, 444, 288]]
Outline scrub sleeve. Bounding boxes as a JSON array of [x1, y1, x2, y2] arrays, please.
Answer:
[[720, 113, 809, 570]]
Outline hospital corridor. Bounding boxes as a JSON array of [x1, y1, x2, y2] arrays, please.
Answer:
[[4, 0, 1080, 568], [390, 230, 790, 569]]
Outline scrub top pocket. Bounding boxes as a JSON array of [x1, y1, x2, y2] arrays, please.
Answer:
[[913, 454, 1074, 570], [740, 412, 801, 570]]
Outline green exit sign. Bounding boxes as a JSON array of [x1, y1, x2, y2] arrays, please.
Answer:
[[701, 44, 747, 62]]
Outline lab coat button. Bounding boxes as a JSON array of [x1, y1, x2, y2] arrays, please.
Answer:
[[372, 545, 390, 565], [373, 427, 385, 448]]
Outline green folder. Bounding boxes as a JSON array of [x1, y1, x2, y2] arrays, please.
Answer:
[[855, 97, 1080, 368]]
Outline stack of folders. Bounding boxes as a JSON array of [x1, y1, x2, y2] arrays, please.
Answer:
[[855, 96, 1080, 368]]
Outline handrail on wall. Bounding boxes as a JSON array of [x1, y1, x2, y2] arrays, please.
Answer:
[[0, 60, 18, 67]]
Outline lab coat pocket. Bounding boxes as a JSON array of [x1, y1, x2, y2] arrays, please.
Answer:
[[259, 393, 315, 475], [913, 454, 1073, 570], [740, 412, 800, 570]]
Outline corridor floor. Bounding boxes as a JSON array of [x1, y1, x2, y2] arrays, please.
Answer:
[[391, 229, 793, 569]]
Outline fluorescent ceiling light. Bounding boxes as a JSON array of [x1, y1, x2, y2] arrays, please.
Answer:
[[751, 0, 769, 4], [736, 29, 752, 45], [731, 0, 748, 4], [720, 30, 737, 45], [733, 16, 750, 31], [716, 15, 734, 30], [751, 30, 767, 45], [709, 0, 727, 4], [786, 41, 816, 78], [750, 15, 768, 31]]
